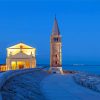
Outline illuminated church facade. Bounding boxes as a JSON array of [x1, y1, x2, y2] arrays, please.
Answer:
[[0, 43, 36, 71]]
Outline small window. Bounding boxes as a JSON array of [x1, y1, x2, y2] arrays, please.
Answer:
[[54, 38, 58, 42], [55, 61, 57, 64], [55, 54, 57, 57]]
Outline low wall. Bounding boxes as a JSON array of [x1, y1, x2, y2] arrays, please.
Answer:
[[0, 68, 40, 100]]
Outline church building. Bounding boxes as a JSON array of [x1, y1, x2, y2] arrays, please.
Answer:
[[6, 43, 36, 70]]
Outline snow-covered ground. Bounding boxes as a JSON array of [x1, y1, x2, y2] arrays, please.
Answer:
[[1, 69, 100, 100], [1, 70, 49, 100], [41, 74, 100, 100], [73, 72, 100, 92]]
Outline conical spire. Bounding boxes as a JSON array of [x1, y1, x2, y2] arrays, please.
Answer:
[[52, 16, 60, 35]]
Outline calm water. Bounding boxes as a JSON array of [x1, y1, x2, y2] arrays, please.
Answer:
[[38, 65, 100, 75], [63, 65, 100, 75]]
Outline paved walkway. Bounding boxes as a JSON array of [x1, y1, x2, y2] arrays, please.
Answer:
[[41, 74, 100, 100]]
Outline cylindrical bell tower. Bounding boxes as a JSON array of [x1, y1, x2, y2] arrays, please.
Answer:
[[50, 17, 63, 74]]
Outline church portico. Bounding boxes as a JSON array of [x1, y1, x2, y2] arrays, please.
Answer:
[[10, 60, 31, 70]]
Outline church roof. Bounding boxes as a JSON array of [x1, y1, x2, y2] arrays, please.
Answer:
[[7, 43, 35, 49], [52, 17, 60, 35]]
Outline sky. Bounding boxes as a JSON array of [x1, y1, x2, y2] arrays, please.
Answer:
[[0, 0, 100, 65]]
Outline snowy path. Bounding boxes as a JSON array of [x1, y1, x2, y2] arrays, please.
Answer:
[[41, 74, 100, 100], [1, 70, 48, 100]]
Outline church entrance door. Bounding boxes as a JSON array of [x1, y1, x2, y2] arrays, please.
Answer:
[[17, 61, 25, 69]]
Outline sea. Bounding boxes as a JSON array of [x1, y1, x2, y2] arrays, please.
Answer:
[[63, 65, 100, 75], [38, 64, 100, 75]]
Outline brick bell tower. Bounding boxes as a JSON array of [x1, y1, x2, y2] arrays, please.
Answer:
[[50, 17, 63, 74]]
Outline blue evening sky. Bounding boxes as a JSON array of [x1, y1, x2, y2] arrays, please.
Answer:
[[0, 0, 100, 65]]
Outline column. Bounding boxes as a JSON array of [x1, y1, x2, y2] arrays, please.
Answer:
[[24, 61, 26, 69], [16, 61, 18, 70], [30, 59, 32, 68], [10, 60, 12, 70]]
